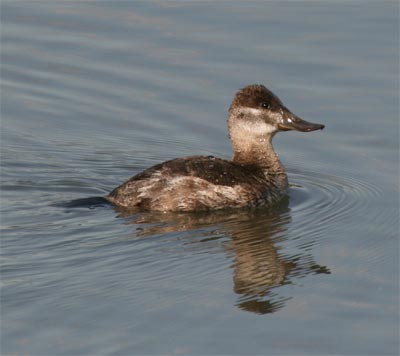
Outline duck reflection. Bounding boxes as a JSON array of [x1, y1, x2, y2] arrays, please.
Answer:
[[114, 198, 329, 314]]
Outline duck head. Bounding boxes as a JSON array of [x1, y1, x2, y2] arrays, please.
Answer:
[[228, 84, 324, 138]]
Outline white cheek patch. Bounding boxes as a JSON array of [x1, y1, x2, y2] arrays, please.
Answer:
[[237, 107, 282, 134], [268, 111, 284, 121], [237, 119, 276, 134], [241, 107, 264, 116]]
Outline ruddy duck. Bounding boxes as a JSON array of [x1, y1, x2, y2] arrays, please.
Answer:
[[106, 84, 324, 212]]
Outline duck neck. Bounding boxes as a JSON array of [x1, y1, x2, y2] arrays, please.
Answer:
[[230, 131, 286, 174]]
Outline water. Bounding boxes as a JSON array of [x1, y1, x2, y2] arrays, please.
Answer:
[[1, 1, 398, 355]]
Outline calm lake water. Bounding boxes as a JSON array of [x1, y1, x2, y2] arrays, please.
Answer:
[[1, 1, 399, 355]]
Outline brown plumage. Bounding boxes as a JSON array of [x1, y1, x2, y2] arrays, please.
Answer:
[[106, 84, 324, 212]]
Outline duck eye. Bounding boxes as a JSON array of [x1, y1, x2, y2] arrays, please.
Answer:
[[261, 102, 271, 109]]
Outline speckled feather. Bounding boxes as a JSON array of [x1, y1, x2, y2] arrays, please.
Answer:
[[106, 156, 287, 211]]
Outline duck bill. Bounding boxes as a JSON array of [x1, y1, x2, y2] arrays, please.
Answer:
[[278, 114, 325, 132]]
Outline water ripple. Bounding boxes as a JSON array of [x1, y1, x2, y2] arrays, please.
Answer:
[[288, 169, 385, 240]]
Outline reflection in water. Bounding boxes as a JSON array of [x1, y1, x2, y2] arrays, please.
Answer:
[[114, 199, 330, 314], [224, 202, 330, 314]]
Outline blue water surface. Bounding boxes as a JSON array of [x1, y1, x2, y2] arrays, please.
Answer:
[[1, 1, 398, 355]]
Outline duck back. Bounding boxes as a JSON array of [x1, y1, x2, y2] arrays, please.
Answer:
[[106, 156, 287, 212]]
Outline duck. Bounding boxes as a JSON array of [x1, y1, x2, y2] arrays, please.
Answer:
[[106, 84, 324, 212]]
